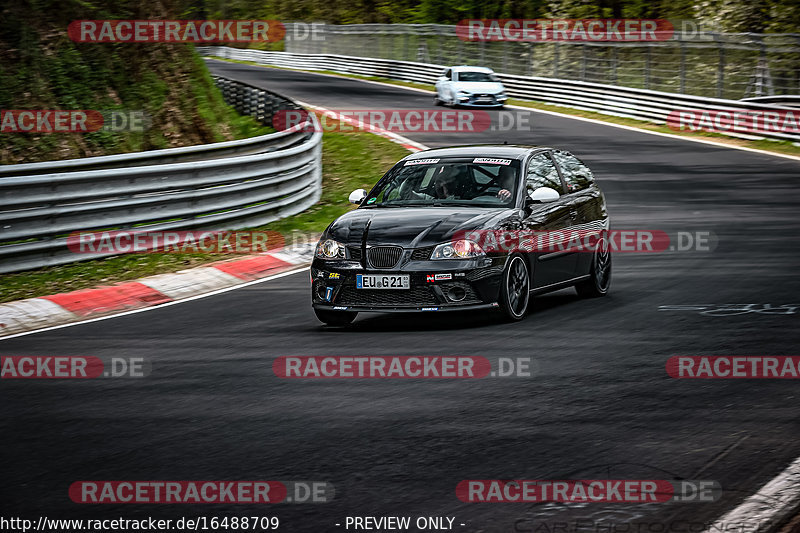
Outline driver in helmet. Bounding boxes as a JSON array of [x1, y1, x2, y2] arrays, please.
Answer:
[[399, 165, 461, 200]]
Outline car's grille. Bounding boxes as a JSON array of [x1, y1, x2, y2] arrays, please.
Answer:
[[367, 246, 403, 268], [410, 247, 433, 261], [337, 286, 437, 307], [347, 246, 362, 261]]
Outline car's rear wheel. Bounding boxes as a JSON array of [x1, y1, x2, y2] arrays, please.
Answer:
[[314, 308, 358, 326], [575, 236, 611, 297], [499, 255, 530, 321]]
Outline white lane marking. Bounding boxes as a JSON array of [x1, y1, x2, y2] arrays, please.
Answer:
[[702, 456, 800, 533], [295, 100, 429, 152], [0, 267, 309, 341], [206, 58, 800, 163]]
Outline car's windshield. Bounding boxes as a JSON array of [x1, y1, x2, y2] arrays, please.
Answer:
[[363, 157, 520, 207], [457, 71, 495, 83]]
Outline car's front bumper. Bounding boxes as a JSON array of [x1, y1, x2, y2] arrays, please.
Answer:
[[310, 256, 505, 313], [456, 94, 507, 107]]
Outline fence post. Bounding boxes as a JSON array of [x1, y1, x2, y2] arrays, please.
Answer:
[[581, 44, 587, 81], [527, 44, 533, 77], [716, 37, 725, 98], [679, 40, 687, 93], [611, 47, 618, 85], [554, 43, 560, 78]]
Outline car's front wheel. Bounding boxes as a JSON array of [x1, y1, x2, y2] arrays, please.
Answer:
[[499, 255, 530, 321], [314, 308, 358, 326], [433, 95, 443, 106], [575, 237, 611, 297]]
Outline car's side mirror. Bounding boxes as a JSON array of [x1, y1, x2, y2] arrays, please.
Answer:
[[349, 188, 368, 204], [528, 186, 560, 203]]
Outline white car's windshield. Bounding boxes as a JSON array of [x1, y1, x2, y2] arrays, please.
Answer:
[[364, 158, 519, 207], [457, 71, 496, 82]]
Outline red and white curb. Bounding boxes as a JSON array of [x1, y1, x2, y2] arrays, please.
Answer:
[[0, 244, 315, 338]]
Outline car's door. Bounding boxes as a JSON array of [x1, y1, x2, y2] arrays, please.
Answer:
[[523, 151, 577, 288], [435, 69, 452, 102], [551, 150, 607, 277]]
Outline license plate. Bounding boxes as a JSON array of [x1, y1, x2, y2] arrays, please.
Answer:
[[356, 274, 410, 289]]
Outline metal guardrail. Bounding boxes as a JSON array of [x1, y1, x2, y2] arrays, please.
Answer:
[[284, 23, 800, 100], [200, 46, 800, 144], [0, 77, 322, 274]]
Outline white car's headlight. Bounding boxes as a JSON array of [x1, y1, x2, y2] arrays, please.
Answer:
[[457, 90, 471, 96], [316, 238, 346, 259], [431, 240, 485, 260], [497, 92, 508, 99]]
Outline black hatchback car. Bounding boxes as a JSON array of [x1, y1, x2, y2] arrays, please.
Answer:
[[311, 145, 610, 326]]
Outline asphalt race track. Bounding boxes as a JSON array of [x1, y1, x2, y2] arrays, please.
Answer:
[[1, 60, 799, 532]]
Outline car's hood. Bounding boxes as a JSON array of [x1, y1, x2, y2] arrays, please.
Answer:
[[326, 207, 515, 248], [451, 81, 505, 94]]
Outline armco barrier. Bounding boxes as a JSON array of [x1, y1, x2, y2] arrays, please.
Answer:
[[0, 77, 322, 274], [199, 46, 800, 144]]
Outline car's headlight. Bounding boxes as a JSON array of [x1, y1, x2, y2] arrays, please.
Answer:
[[497, 92, 508, 99], [316, 238, 346, 259], [431, 240, 485, 260], [457, 90, 471, 96]]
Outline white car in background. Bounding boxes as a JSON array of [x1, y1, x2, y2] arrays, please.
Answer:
[[434, 66, 508, 108]]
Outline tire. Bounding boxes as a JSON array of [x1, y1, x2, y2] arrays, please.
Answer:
[[499, 255, 530, 321], [314, 308, 358, 326], [575, 236, 612, 297], [433, 95, 443, 106]]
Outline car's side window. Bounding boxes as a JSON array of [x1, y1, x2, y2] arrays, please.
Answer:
[[526, 152, 562, 193], [552, 151, 594, 193]]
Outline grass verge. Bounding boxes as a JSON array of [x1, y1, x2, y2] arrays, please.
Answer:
[[208, 56, 800, 158], [0, 129, 410, 304]]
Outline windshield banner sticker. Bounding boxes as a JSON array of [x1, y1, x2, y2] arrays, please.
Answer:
[[473, 158, 511, 165], [405, 158, 440, 166]]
